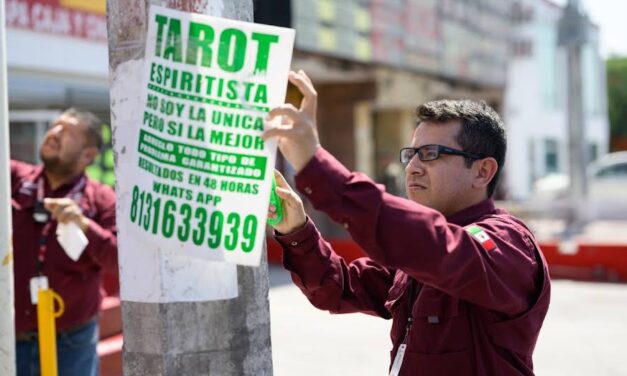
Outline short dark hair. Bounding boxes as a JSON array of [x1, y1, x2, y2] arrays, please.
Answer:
[[61, 108, 103, 151], [415, 99, 506, 197]]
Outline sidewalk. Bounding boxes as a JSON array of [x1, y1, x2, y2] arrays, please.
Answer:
[[269, 265, 390, 375], [269, 265, 627, 376]]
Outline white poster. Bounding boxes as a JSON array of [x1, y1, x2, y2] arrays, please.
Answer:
[[117, 6, 294, 270]]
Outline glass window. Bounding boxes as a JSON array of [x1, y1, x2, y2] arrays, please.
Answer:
[[10, 122, 38, 163], [588, 143, 599, 164], [544, 139, 558, 174], [596, 163, 627, 178]]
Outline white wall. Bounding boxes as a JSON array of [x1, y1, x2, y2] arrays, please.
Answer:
[[6, 28, 110, 112], [7, 28, 108, 79], [504, 0, 609, 200]]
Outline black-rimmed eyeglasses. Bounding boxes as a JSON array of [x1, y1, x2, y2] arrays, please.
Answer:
[[399, 144, 482, 164]]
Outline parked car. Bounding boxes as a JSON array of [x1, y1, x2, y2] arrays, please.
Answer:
[[589, 151, 627, 200], [531, 152, 627, 219]]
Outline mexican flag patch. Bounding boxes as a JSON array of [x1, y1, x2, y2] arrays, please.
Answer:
[[465, 225, 497, 251]]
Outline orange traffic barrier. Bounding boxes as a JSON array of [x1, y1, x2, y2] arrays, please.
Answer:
[[541, 242, 627, 282]]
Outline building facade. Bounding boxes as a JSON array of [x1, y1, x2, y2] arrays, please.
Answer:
[[280, 0, 514, 235], [6, 0, 516, 233], [5, 0, 113, 181], [504, 0, 609, 199]]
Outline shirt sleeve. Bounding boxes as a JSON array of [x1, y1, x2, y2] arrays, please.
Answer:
[[295, 148, 538, 316], [10, 160, 28, 194], [84, 184, 118, 273], [10, 160, 19, 197], [275, 218, 395, 319]]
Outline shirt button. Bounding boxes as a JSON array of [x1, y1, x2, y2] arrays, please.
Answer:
[[290, 241, 298, 246], [304, 187, 312, 195]]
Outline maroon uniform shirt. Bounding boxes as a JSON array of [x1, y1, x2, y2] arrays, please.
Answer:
[[11, 160, 118, 333], [275, 148, 550, 376]]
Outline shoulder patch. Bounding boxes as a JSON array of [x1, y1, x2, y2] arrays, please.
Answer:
[[465, 225, 497, 251]]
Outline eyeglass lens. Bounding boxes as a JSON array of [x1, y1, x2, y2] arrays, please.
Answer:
[[401, 145, 439, 163]]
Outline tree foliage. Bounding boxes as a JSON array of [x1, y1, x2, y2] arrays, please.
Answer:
[[607, 57, 627, 136]]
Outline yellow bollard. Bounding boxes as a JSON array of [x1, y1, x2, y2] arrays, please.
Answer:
[[37, 289, 65, 376]]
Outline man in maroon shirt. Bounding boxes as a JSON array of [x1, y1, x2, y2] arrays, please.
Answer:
[[11, 108, 117, 376], [263, 71, 550, 375]]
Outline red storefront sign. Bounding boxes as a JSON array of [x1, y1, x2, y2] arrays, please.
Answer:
[[5, 0, 107, 42]]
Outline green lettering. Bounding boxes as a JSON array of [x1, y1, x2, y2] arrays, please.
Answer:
[[180, 71, 193, 92], [254, 84, 268, 104], [186, 22, 215, 67], [163, 18, 183, 62], [254, 136, 264, 150], [242, 82, 254, 100], [224, 213, 240, 251], [192, 207, 207, 246], [251, 32, 279, 74], [149, 62, 158, 83], [241, 215, 257, 252], [209, 130, 224, 144], [218, 28, 247, 72], [208, 210, 224, 248], [155, 64, 163, 83], [253, 116, 263, 131], [154, 15, 169, 57], [226, 80, 238, 100], [170, 68, 179, 89], [178, 203, 192, 242], [162, 200, 175, 238]]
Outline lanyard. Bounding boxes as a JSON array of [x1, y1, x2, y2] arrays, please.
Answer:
[[404, 279, 417, 341], [35, 175, 86, 275], [390, 279, 419, 376]]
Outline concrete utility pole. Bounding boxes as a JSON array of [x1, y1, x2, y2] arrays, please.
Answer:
[[107, 1, 273, 375], [0, 0, 17, 373], [558, 0, 590, 229]]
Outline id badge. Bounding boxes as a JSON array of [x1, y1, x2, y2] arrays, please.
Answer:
[[29, 276, 49, 304], [33, 201, 49, 223], [389, 343, 407, 376]]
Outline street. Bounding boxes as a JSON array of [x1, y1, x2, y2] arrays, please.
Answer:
[[269, 265, 627, 375]]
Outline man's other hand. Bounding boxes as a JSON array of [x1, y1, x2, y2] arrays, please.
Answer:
[[263, 70, 320, 172], [44, 198, 89, 232], [268, 170, 307, 235]]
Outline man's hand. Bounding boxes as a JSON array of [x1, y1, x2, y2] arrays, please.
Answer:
[[263, 70, 320, 172], [268, 170, 307, 235], [44, 198, 89, 232]]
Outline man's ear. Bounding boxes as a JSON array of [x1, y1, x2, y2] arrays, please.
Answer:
[[81, 147, 99, 168], [472, 157, 498, 191]]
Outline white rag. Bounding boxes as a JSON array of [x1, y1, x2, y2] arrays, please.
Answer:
[[56, 222, 89, 261]]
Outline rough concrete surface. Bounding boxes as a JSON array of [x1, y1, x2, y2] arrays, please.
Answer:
[[108, 0, 272, 374]]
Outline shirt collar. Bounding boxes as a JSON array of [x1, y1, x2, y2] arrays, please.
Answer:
[[31, 165, 87, 195], [446, 198, 496, 226], [52, 172, 87, 194], [28, 164, 45, 183]]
